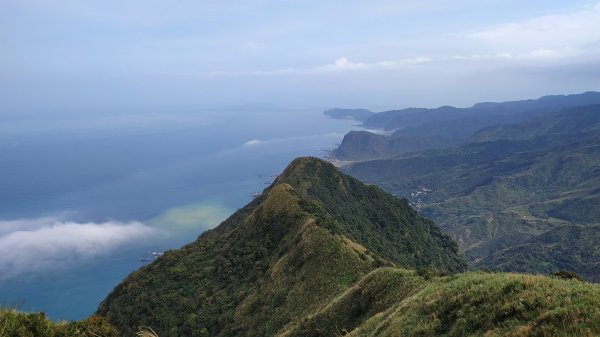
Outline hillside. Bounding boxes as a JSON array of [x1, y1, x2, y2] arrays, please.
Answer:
[[284, 269, 600, 337], [334, 91, 600, 161], [335, 131, 446, 161], [7, 270, 600, 337], [475, 226, 600, 279], [97, 157, 465, 337], [347, 105, 600, 281]]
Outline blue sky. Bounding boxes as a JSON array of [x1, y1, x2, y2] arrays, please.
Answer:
[[2, 0, 600, 112]]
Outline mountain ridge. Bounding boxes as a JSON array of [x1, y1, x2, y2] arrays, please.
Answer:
[[346, 105, 600, 281], [97, 157, 465, 336], [333, 91, 600, 161]]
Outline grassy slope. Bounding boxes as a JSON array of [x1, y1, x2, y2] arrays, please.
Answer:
[[98, 183, 371, 337], [285, 269, 600, 337], [475, 225, 600, 282], [275, 157, 466, 272], [7, 270, 600, 337], [97, 157, 465, 337], [347, 106, 600, 280]]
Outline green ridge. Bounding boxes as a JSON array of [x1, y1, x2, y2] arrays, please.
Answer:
[[347, 105, 600, 281], [284, 269, 600, 337], [96, 157, 465, 337]]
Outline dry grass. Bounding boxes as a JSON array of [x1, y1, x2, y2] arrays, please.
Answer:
[[136, 327, 159, 337]]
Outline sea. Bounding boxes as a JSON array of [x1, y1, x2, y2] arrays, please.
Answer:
[[0, 107, 358, 320]]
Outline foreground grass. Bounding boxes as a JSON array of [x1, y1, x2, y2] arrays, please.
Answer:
[[347, 271, 600, 337], [282, 269, 600, 337], [3, 270, 599, 337]]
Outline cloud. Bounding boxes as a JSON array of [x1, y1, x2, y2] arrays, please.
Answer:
[[206, 3, 600, 79], [243, 139, 264, 146], [0, 218, 154, 281], [205, 132, 346, 159], [315, 57, 431, 72], [240, 133, 343, 148], [467, 3, 600, 53], [212, 56, 432, 77]]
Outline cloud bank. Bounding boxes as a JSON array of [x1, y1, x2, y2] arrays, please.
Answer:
[[206, 2, 600, 84], [0, 218, 154, 281], [241, 133, 343, 148]]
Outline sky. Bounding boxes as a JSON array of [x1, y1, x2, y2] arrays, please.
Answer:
[[1, 0, 600, 113]]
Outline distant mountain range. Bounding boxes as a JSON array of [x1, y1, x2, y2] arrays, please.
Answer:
[[331, 91, 600, 161], [345, 103, 600, 281]]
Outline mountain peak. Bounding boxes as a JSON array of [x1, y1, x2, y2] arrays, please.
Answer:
[[270, 156, 467, 272], [277, 156, 333, 180], [98, 156, 466, 336]]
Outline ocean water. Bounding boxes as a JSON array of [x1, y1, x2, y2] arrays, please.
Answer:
[[0, 108, 357, 320]]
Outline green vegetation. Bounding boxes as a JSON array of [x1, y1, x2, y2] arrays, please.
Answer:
[[343, 270, 600, 337], [475, 226, 600, 281], [0, 308, 117, 337], [8, 268, 600, 337], [275, 157, 466, 272], [347, 105, 600, 281], [284, 268, 600, 337], [97, 157, 465, 337], [335, 91, 600, 161]]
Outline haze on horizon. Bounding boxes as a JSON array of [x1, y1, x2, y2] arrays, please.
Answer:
[[1, 0, 600, 115]]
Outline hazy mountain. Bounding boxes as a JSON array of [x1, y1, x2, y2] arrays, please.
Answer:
[[364, 91, 600, 130], [335, 130, 451, 161], [347, 105, 600, 281], [334, 91, 600, 161]]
